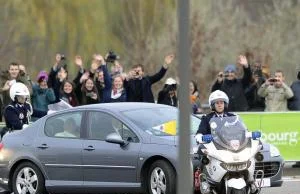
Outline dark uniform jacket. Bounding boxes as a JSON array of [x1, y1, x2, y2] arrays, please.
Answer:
[[196, 112, 236, 135], [4, 102, 32, 130]]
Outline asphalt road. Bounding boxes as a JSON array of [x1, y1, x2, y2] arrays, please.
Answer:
[[261, 179, 300, 194], [256, 164, 300, 194], [1, 180, 300, 194]]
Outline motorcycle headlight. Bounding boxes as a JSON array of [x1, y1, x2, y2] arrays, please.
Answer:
[[269, 144, 280, 157], [191, 146, 198, 154], [220, 161, 251, 171]]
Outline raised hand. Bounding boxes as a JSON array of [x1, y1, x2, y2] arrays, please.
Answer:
[[238, 55, 248, 68], [75, 55, 83, 68], [95, 54, 105, 65], [164, 54, 175, 65], [80, 72, 90, 83], [54, 54, 61, 68]]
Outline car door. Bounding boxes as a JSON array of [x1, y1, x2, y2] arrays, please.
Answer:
[[34, 111, 84, 185], [82, 111, 142, 185]]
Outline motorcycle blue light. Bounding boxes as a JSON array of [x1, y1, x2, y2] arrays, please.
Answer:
[[202, 134, 213, 143], [252, 131, 261, 140]]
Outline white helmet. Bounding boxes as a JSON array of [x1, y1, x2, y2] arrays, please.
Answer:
[[208, 90, 229, 108], [9, 82, 30, 101]]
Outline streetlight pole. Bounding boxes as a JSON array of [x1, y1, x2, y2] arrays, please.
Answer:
[[177, 0, 192, 194]]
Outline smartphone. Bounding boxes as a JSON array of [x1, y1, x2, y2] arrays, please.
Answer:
[[86, 92, 93, 97]]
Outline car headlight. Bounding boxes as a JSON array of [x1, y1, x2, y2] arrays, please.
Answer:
[[269, 144, 280, 157]]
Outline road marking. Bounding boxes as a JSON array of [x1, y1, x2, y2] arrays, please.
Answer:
[[283, 177, 300, 182]]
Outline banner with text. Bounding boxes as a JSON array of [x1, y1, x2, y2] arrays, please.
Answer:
[[239, 112, 300, 161]]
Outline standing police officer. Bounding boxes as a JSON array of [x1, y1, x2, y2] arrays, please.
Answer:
[[3, 82, 32, 134]]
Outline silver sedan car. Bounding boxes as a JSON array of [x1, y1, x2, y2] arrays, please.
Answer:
[[0, 103, 283, 194], [0, 103, 200, 194]]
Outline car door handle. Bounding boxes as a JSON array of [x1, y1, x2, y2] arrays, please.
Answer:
[[84, 146, 95, 151], [37, 144, 49, 149]]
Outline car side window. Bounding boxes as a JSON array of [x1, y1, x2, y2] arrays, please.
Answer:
[[88, 111, 139, 142], [44, 112, 82, 139], [88, 112, 118, 140]]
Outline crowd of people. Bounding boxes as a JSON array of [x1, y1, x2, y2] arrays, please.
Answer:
[[1, 53, 300, 127], [0, 53, 180, 124]]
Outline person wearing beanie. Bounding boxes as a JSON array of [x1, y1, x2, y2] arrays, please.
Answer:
[[32, 71, 56, 118], [211, 55, 252, 111]]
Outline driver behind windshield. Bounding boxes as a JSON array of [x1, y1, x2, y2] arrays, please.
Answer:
[[195, 90, 235, 143]]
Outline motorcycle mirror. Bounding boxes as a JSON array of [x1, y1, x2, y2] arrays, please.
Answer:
[[252, 131, 261, 140]]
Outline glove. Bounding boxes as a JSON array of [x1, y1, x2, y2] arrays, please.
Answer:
[[22, 124, 29, 129], [195, 134, 203, 144], [47, 110, 56, 115]]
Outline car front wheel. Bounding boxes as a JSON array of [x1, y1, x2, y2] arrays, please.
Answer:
[[12, 162, 47, 194], [148, 160, 176, 194]]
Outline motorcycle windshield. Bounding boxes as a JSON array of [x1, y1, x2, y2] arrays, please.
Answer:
[[209, 116, 248, 151]]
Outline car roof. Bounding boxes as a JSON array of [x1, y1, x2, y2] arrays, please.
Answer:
[[66, 102, 173, 113]]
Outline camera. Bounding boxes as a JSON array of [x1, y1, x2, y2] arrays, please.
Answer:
[[106, 51, 120, 63], [60, 54, 66, 60], [269, 78, 277, 82]]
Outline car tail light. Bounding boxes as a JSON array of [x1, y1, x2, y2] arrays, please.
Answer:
[[0, 143, 3, 151]]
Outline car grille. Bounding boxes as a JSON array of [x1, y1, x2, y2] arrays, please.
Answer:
[[255, 162, 280, 178]]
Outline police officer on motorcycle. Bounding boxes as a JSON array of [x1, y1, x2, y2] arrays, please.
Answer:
[[1, 82, 32, 137], [195, 90, 259, 194], [195, 90, 235, 143]]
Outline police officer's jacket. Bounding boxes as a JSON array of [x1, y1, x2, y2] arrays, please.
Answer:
[[196, 112, 235, 135], [4, 102, 32, 130]]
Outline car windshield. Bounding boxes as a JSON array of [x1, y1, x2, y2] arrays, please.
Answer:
[[209, 116, 248, 151], [121, 107, 201, 136]]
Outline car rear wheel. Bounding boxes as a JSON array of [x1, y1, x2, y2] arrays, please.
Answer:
[[12, 162, 47, 194], [147, 160, 176, 194]]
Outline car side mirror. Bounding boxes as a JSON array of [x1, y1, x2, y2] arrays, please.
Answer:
[[105, 133, 128, 147]]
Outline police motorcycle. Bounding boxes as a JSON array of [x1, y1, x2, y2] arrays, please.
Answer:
[[196, 115, 264, 194]]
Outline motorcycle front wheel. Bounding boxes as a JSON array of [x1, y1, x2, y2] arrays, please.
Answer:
[[230, 188, 247, 194]]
